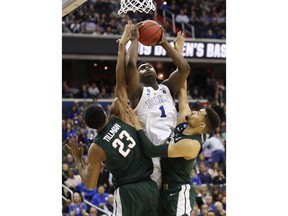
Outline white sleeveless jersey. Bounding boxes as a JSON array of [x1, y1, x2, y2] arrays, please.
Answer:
[[134, 84, 177, 189], [134, 84, 177, 146]]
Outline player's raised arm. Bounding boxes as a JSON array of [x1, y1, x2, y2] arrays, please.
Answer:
[[172, 32, 191, 124], [177, 81, 192, 125], [110, 21, 133, 119], [159, 31, 190, 97], [125, 22, 144, 108]]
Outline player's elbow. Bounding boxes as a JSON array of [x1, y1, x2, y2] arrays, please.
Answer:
[[182, 63, 190, 75], [84, 182, 97, 191], [81, 177, 97, 190]]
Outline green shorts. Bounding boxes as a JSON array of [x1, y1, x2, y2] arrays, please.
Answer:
[[160, 183, 196, 216], [113, 178, 161, 216]]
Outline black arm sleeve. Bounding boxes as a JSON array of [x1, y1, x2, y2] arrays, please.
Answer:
[[136, 130, 169, 157]]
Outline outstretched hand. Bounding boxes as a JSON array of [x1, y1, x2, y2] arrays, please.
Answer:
[[158, 26, 167, 45], [65, 134, 84, 161], [118, 20, 134, 45], [173, 31, 185, 54], [126, 106, 142, 130], [131, 21, 144, 40]]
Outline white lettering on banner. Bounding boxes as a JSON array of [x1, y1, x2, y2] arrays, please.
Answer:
[[138, 44, 152, 55], [196, 43, 204, 57], [206, 43, 226, 58], [207, 43, 214, 57], [184, 43, 194, 56], [221, 44, 226, 58], [182, 42, 205, 57], [137, 41, 225, 58], [154, 46, 166, 56], [214, 44, 220, 58]]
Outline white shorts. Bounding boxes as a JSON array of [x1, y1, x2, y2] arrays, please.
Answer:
[[150, 157, 162, 189]]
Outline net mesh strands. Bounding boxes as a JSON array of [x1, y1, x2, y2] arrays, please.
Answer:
[[118, 0, 155, 14]]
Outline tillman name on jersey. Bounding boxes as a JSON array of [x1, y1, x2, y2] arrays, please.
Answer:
[[103, 123, 121, 142]]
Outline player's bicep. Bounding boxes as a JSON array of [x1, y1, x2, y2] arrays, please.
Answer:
[[177, 81, 191, 124], [126, 62, 141, 99], [85, 145, 105, 189], [167, 69, 190, 96], [110, 96, 127, 119]]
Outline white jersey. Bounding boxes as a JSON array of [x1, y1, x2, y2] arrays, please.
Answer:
[[134, 84, 177, 188]]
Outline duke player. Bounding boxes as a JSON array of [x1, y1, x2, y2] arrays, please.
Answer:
[[126, 34, 221, 216], [66, 21, 165, 216], [126, 23, 190, 188]]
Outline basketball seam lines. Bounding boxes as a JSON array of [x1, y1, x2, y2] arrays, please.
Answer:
[[140, 28, 162, 42], [139, 23, 159, 33]]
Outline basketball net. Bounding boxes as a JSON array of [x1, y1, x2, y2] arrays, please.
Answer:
[[118, 0, 155, 14]]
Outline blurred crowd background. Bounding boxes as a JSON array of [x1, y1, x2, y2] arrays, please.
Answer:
[[62, 1, 226, 215]]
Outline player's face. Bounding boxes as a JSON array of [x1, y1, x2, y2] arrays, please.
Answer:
[[138, 63, 157, 80], [185, 109, 207, 128]]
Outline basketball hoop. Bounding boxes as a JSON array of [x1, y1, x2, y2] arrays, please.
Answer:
[[118, 0, 155, 14]]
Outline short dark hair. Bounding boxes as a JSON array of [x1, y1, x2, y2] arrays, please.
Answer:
[[205, 107, 221, 132], [137, 61, 150, 69], [84, 104, 106, 130]]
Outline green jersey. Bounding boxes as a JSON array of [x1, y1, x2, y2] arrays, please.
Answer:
[[93, 116, 153, 188], [161, 122, 203, 188]]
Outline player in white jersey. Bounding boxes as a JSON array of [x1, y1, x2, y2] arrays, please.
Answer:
[[125, 22, 190, 188]]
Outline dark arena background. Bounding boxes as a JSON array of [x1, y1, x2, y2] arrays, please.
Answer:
[[62, 0, 226, 215]]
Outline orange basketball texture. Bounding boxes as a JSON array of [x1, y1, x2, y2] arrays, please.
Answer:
[[138, 20, 162, 46]]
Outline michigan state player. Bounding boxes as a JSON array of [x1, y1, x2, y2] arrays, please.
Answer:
[[126, 81, 220, 216], [66, 21, 167, 216], [126, 23, 190, 188]]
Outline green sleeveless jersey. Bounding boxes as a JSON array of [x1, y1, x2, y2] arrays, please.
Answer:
[[161, 122, 203, 187], [93, 116, 153, 188]]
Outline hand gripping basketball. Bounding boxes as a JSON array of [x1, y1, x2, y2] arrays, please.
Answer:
[[138, 20, 163, 46]]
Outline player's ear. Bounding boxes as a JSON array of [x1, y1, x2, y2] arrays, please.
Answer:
[[199, 122, 206, 129]]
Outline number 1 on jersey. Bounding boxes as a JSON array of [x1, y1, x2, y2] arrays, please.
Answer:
[[159, 105, 167, 118]]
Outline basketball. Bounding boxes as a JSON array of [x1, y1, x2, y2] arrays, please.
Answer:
[[138, 20, 163, 46]]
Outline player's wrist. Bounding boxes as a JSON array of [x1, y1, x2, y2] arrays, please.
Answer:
[[135, 126, 143, 131], [118, 42, 126, 47], [160, 40, 169, 47], [131, 37, 138, 41]]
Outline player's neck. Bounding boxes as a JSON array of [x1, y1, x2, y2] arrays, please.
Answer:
[[96, 118, 109, 133], [142, 78, 158, 89], [183, 125, 201, 135], [145, 81, 158, 90]]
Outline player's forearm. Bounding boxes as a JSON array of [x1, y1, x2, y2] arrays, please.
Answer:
[[75, 159, 89, 186], [136, 130, 168, 157], [178, 81, 189, 109], [115, 43, 126, 83], [126, 39, 140, 98], [162, 41, 190, 73], [118, 43, 126, 61], [127, 39, 138, 67]]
